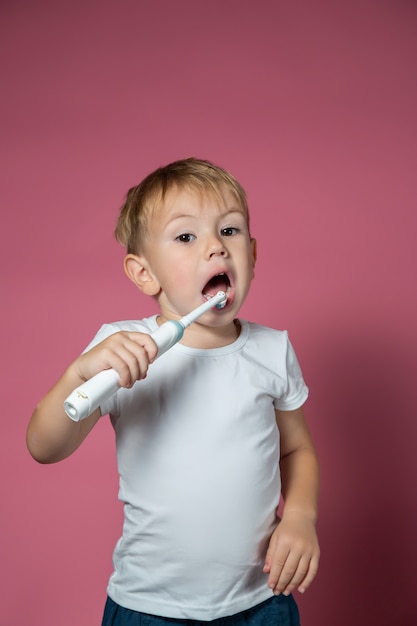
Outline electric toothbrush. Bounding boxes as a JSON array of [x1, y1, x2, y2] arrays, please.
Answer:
[[64, 291, 227, 422]]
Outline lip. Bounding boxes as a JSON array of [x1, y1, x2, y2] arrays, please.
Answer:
[[201, 269, 234, 307]]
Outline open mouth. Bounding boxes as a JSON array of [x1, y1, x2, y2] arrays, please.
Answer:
[[202, 273, 231, 302]]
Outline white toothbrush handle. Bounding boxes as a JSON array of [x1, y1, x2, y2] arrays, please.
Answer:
[[64, 369, 120, 421]]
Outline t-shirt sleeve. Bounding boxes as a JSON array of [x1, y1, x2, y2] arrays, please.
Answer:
[[81, 323, 121, 353], [273, 334, 309, 411]]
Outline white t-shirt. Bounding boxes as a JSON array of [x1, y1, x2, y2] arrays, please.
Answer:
[[88, 316, 308, 620]]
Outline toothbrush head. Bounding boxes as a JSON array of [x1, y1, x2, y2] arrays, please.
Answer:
[[215, 291, 227, 309]]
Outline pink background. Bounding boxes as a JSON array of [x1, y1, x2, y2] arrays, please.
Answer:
[[2, 1, 416, 624]]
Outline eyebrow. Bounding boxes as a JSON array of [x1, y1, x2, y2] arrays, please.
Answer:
[[167, 208, 246, 223]]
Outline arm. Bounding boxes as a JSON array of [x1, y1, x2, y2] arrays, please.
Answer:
[[263, 406, 320, 596], [26, 330, 158, 464]]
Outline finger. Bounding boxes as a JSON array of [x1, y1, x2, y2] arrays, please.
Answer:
[[266, 546, 290, 593], [297, 553, 320, 594], [115, 340, 154, 386], [126, 332, 159, 363], [270, 550, 302, 595], [99, 336, 152, 387], [263, 535, 277, 574], [281, 555, 312, 596]]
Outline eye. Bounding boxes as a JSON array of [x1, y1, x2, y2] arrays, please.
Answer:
[[176, 233, 196, 243], [221, 227, 239, 237]]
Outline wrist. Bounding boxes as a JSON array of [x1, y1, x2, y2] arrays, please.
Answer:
[[66, 360, 89, 385], [280, 507, 318, 526]]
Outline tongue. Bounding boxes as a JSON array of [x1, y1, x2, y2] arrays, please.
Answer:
[[203, 275, 229, 298]]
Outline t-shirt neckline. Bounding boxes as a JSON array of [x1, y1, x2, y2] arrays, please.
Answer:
[[147, 316, 249, 356]]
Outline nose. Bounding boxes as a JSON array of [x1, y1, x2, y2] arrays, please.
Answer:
[[205, 234, 227, 259]]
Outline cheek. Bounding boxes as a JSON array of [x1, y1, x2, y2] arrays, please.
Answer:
[[241, 247, 256, 275], [168, 258, 194, 288]]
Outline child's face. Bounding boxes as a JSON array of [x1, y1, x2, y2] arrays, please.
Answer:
[[139, 187, 256, 324]]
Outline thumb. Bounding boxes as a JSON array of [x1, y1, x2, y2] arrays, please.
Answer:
[[263, 533, 277, 573]]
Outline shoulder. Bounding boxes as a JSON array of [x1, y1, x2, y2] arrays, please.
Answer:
[[238, 320, 292, 366], [241, 321, 303, 375], [100, 317, 157, 334], [83, 316, 158, 351], [244, 320, 289, 347]]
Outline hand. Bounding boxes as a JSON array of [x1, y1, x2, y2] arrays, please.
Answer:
[[263, 510, 320, 596], [75, 331, 158, 388]]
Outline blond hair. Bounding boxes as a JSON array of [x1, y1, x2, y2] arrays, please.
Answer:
[[115, 157, 249, 253]]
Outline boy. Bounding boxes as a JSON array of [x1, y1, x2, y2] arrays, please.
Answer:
[[27, 158, 320, 625]]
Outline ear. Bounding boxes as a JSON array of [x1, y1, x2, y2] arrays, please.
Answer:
[[250, 238, 257, 273], [124, 254, 161, 296]]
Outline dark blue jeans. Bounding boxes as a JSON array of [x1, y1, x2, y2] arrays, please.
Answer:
[[102, 594, 300, 625]]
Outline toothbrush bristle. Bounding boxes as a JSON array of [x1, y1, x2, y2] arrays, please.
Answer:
[[215, 290, 227, 309]]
